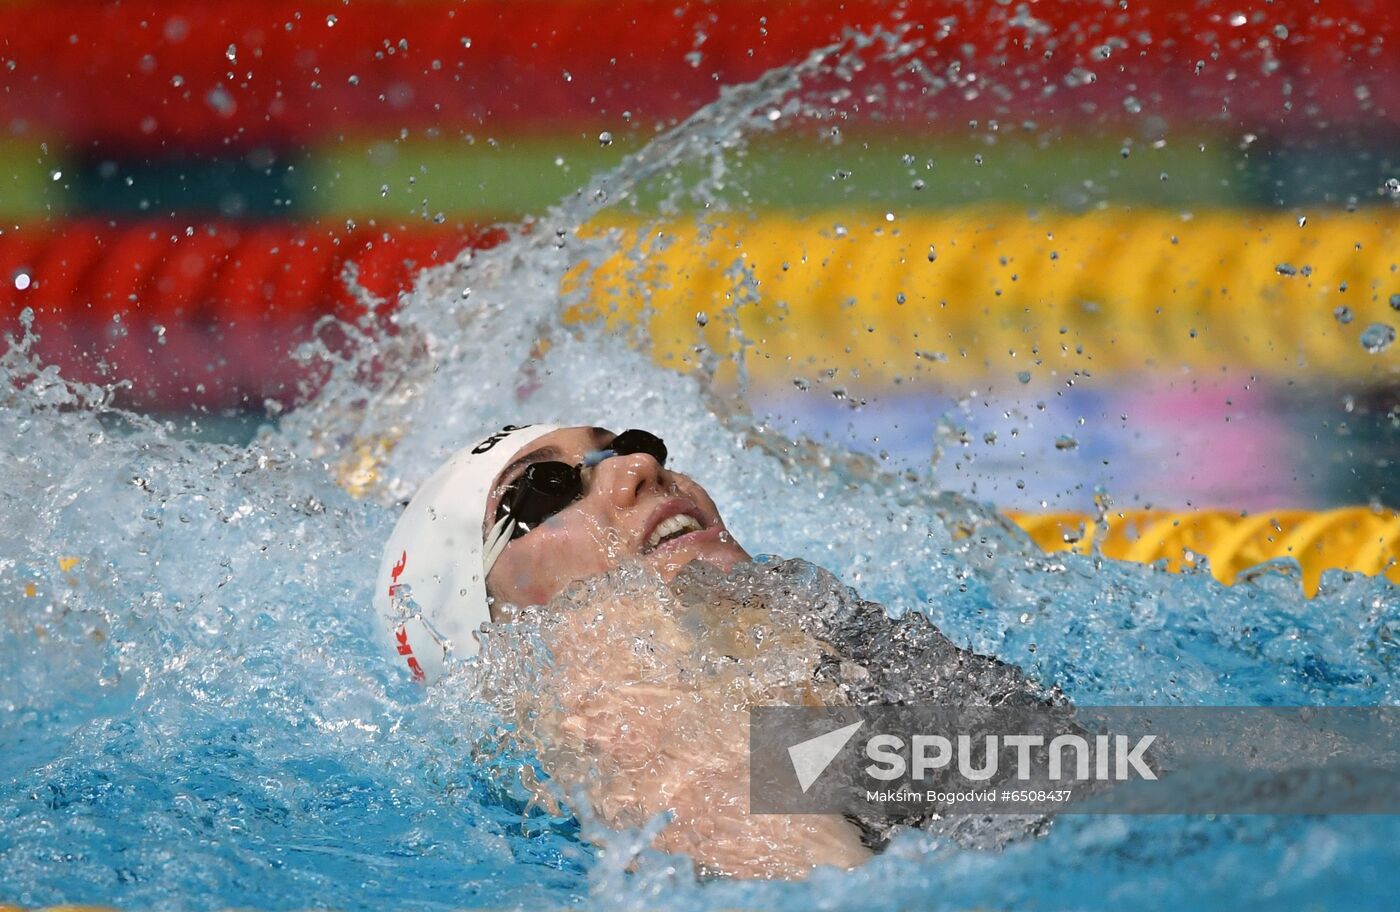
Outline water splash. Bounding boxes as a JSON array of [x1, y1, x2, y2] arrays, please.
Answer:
[[2, 21, 1399, 912]]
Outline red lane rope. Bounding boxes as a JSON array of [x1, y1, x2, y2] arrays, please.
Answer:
[[0, 220, 502, 408], [0, 0, 1392, 148]]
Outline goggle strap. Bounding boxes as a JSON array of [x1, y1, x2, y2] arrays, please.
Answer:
[[482, 514, 515, 576]]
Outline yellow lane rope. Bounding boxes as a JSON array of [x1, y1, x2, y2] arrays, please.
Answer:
[[570, 208, 1400, 386], [1006, 506, 1400, 596]]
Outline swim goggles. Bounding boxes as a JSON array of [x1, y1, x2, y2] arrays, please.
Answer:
[[482, 428, 668, 569]]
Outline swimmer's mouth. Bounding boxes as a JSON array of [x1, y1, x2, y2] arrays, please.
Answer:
[[641, 502, 709, 553]]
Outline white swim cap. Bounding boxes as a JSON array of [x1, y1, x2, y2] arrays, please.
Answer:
[[373, 423, 560, 683]]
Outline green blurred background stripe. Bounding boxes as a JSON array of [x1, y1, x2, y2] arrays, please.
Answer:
[[1, 133, 1255, 220], [0, 140, 64, 219]]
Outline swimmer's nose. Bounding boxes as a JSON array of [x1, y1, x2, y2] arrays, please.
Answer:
[[589, 448, 665, 510]]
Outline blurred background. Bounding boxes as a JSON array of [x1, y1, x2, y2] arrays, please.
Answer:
[[0, 0, 1396, 517]]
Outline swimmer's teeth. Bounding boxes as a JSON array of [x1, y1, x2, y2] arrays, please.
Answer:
[[646, 513, 702, 550]]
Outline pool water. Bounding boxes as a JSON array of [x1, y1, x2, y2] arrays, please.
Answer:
[[3, 30, 1400, 912]]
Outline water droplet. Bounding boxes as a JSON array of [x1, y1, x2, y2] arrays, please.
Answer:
[[1230, 12, 1247, 26], [1360, 323, 1396, 354], [1389, 293, 1400, 311], [326, 14, 337, 26], [13, 270, 32, 290], [1017, 370, 1032, 384], [597, 131, 613, 147], [49, 169, 62, 181], [695, 312, 708, 327], [1385, 177, 1400, 200], [912, 178, 926, 191], [1333, 306, 1353, 325], [901, 153, 915, 166], [766, 108, 782, 122], [1275, 263, 1297, 277], [205, 86, 235, 116], [461, 37, 473, 48], [792, 377, 810, 391], [927, 245, 937, 262], [1297, 215, 1307, 227], [1123, 96, 1142, 114], [1054, 435, 1078, 450], [225, 43, 237, 62]]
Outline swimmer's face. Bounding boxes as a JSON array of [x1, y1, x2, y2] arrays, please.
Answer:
[[482, 426, 750, 613]]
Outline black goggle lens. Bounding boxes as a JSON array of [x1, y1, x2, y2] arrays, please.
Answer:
[[610, 428, 668, 466], [507, 462, 581, 531], [497, 429, 668, 539]]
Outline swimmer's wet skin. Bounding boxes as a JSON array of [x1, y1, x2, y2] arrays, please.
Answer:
[[379, 424, 1060, 878]]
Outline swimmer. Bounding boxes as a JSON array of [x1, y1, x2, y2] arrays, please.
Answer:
[[375, 424, 1056, 878]]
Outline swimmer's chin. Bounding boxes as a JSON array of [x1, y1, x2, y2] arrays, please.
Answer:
[[641, 526, 751, 580]]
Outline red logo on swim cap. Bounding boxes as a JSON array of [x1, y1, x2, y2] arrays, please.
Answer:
[[394, 623, 426, 682], [388, 550, 407, 597]]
